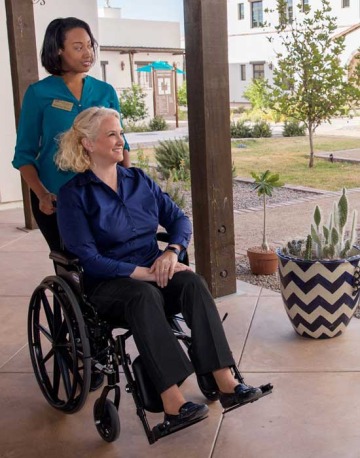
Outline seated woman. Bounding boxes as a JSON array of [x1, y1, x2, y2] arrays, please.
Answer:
[[56, 107, 262, 430]]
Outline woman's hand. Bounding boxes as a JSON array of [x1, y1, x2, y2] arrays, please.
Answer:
[[39, 192, 57, 215], [150, 252, 192, 288]]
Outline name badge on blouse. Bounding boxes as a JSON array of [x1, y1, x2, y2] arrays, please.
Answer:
[[52, 99, 74, 111]]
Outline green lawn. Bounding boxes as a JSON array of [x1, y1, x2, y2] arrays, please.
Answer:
[[233, 136, 360, 191], [139, 135, 360, 191]]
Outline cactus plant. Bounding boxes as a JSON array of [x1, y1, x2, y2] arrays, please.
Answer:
[[281, 188, 358, 260]]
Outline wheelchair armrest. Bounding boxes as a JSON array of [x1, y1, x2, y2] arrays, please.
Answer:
[[49, 250, 80, 267], [156, 232, 169, 244]]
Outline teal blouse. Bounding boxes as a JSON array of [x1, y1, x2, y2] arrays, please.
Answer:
[[12, 75, 130, 194]]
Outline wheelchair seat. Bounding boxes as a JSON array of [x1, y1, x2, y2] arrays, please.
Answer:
[[27, 237, 272, 444]]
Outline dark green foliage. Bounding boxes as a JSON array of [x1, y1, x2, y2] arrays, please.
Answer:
[[155, 139, 190, 181], [230, 121, 252, 138], [230, 120, 272, 138], [251, 121, 272, 138], [149, 116, 168, 131], [282, 121, 306, 137], [119, 84, 148, 122]]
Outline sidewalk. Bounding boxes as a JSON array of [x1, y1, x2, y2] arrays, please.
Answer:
[[2, 202, 360, 458], [125, 116, 360, 149]]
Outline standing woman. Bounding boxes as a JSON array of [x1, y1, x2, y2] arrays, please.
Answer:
[[12, 17, 130, 251]]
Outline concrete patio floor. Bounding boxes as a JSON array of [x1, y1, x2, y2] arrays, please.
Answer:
[[1, 205, 360, 458]]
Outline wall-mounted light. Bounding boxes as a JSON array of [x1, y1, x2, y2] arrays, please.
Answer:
[[269, 62, 273, 70], [120, 61, 125, 71]]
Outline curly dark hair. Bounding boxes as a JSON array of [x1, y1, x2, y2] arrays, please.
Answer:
[[41, 17, 98, 75]]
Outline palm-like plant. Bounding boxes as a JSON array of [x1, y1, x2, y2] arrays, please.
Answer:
[[251, 170, 283, 251]]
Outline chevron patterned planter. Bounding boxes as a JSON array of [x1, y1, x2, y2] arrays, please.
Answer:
[[277, 250, 360, 339]]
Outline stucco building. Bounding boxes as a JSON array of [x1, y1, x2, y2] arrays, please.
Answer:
[[227, 0, 360, 103]]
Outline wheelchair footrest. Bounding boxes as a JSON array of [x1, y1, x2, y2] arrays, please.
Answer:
[[223, 383, 273, 415], [151, 414, 208, 442]]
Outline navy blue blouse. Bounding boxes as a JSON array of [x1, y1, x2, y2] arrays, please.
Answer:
[[57, 166, 192, 280]]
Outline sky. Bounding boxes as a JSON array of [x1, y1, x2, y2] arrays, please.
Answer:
[[97, 0, 184, 25]]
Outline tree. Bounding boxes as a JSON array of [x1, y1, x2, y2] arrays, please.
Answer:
[[266, 0, 360, 168], [119, 84, 148, 123], [177, 81, 187, 107], [243, 78, 270, 111]]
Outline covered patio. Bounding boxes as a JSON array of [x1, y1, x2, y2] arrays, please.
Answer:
[[1, 205, 360, 457]]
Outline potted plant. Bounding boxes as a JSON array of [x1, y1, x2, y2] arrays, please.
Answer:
[[247, 170, 283, 275], [277, 188, 360, 339]]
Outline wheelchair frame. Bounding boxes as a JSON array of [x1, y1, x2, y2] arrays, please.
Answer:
[[27, 241, 272, 444]]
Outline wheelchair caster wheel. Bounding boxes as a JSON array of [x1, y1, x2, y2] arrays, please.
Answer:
[[93, 398, 120, 442]]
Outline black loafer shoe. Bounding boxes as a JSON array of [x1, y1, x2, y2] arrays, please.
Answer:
[[220, 383, 262, 409], [90, 372, 105, 392], [164, 402, 209, 429]]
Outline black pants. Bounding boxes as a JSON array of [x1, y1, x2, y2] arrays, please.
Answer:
[[30, 191, 61, 251], [88, 270, 235, 394]]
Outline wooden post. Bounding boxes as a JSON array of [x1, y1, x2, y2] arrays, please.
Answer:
[[152, 69, 157, 117], [128, 51, 135, 84], [184, 0, 236, 297], [5, 0, 38, 229], [173, 62, 179, 128]]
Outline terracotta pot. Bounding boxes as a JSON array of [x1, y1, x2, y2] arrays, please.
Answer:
[[277, 249, 360, 338], [247, 247, 278, 275]]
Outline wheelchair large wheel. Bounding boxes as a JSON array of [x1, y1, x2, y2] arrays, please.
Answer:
[[94, 398, 120, 442], [28, 275, 91, 413]]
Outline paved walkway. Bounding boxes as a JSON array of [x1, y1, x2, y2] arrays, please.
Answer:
[[125, 116, 360, 148], [2, 201, 360, 458]]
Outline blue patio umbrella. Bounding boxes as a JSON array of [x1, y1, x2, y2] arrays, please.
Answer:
[[136, 60, 184, 74]]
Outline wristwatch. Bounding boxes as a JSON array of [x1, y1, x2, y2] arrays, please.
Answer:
[[164, 245, 181, 257]]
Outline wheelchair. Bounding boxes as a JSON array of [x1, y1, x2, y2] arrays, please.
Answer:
[[27, 234, 273, 444]]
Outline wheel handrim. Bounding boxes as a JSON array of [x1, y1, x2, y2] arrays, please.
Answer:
[[28, 276, 91, 413]]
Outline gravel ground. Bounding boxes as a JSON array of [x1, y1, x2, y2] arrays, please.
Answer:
[[181, 180, 321, 292]]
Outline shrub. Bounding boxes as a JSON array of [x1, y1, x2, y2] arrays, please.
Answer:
[[230, 120, 252, 138], [155, 139, 190, 181], [149, 115, 168, 131], [243, 79, 271, 110], [119, 84, 148, 122], [123, 122, 150, 133], [177, 82, 187, 107], [282, 120, 306, 137], [251, 120, 272, 138], [163, 178, 186, 209], [135, 149, 150, 173]]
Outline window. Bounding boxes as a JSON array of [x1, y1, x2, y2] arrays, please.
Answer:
[[100, 61, 108, 82], [238, 3, 245, 20], [279, 0, 293, 24], [252, 63, 265, 80], [251, 1, 263, 28], [240, 64, 246, 81], [342, 0, 350, 7], [302, 0, 309, 12], [287, 0, 293, 22]]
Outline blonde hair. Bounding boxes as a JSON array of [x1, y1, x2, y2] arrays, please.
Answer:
[[56, 107, 120, 173]]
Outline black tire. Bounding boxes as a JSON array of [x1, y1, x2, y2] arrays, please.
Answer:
[[28, 276, 91, 413], [93, 398, 120, 442]]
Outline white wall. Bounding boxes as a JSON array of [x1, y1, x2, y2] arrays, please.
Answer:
[[33, 0, 101, 80], [0, 0, 21, 203], [99, 13, 181, 48], [0, 0, 99, 204]]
